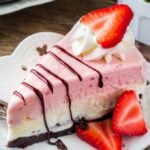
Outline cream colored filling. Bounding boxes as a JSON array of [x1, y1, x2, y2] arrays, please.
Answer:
[[8, 83, 146, 141]]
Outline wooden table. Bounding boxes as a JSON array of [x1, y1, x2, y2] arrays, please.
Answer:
[[0, 0, 149, 61]]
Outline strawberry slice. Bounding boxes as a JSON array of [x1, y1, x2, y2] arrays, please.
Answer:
[[112, 90, 147, 136], [76, 119, 122, 150], [80, 4, 134, 48]]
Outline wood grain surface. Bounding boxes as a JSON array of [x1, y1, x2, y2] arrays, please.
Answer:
[[0, 0, 149, 61]]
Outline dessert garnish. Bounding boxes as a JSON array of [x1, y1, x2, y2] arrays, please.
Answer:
[[112, 90, 147, 136], [76, 119, 122, 150], [80, 4, 133, 48], [72, 4, 134, 62]]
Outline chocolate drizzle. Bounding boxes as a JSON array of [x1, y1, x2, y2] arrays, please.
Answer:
[[55, 139, 67, 150], [78, 118, 89, 130], [48, 139, 67, 150], [13, 91, 26, 105], [53, 45, 103, 88], [48, 51, 82, 81], [36, 64, 74, 122], [22, 82, 50, 134], [31, 69, 53, 93], [139, 93, 143, 99], [21, 82, 66, 150]]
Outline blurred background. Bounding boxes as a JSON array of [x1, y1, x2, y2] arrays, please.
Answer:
[[0, 0, 149, 61]]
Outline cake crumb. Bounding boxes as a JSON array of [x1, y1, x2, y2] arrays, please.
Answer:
[[21, 65, 27, 71], [37, 44, 47, 56], [139, 94, 143, 99], [56, 123, 60, 127], [146, 80, 150, 86]]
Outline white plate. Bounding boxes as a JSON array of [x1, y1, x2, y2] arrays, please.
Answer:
[[0, 0, 54, 16], [0, 32, 63, 103], [0, 32, 150, 150]]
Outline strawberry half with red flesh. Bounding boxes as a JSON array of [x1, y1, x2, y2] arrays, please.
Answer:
[[112, 90, 147, 136], [76, 119, 122, 150], [80, 4, 134, 48]]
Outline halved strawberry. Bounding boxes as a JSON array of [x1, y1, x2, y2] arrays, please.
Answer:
[[76, 119, 122, 150], [80, 4, 134, 48], [112, 90, 147, 136]]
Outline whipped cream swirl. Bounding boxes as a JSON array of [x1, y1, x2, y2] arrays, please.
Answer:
[[72, 24, 135, 63]]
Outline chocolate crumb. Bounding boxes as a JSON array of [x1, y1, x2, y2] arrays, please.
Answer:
[[139, 94, 143, 99], [56, 123, 60, 127], [146, 80, 150, 86], [56, 139, 67, 150], [78, 117, 89, 130], [21, 65, 27, 71], [32, 131, 35, 134], [37, 44, 47, 56], [48, 138, 67, 150]]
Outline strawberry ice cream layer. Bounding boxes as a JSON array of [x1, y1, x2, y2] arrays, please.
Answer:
[[7, 46, 146, 141]]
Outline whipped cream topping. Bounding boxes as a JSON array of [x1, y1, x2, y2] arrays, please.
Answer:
[[72, 24, 135, 63]]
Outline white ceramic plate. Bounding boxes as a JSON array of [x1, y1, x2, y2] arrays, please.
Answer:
[[0, 32, 64, 103], [0, 32, 150, 150], [0, 0, 54, 16]]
